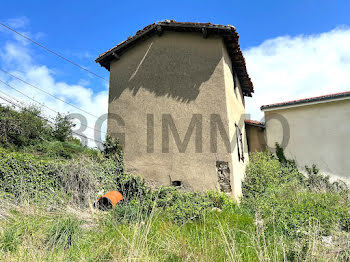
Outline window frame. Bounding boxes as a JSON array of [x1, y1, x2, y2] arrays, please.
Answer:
[[235, 123, 244, 162]]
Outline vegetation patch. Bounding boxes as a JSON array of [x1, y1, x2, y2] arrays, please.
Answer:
[[0, 104, 349, 261]]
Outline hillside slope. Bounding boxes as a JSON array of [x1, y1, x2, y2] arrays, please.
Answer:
[[0, 104, 349, 261]]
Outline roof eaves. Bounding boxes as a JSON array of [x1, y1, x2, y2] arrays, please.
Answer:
[[245, 119, 265, 128], [95, 23, 158, 65], [95, 21, 254, 96], [261, 91, 350, 111]]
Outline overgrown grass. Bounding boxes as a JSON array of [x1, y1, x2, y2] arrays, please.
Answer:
[[0, 199, 348, 261], [242, 152, 350, 238]]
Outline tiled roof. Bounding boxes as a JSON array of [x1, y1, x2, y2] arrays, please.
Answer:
[[95, 20, 254, 96], [244, 119, 265, 127], [261, 91, 350, 111]]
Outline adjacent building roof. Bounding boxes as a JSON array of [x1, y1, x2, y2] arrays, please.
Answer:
[[95, 20, 254, 96], [244, 119, 265, 128], [261, 91, 350, 111]]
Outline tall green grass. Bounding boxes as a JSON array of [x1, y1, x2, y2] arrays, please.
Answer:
[[0, 200, 348, 261]]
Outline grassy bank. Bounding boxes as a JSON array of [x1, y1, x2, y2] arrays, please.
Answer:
[[0, 195, 349, 261], [0, 150, 349, 261]]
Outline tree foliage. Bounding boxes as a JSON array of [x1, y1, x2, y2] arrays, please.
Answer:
[[0, 104, 95, 159]]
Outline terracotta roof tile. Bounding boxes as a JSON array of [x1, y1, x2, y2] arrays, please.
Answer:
[[261, 91, 350, 111], [245, 119, 265, 127]]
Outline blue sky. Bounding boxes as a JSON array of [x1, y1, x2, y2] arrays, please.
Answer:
[[2, 1, 350, 86], [1, 1, 350, 145]]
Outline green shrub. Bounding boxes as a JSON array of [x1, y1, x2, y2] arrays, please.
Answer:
[[150, 187, 214, 223], [0, 148, 123, 205], [108, 187, 231, 224], [0, 148, 58, 199], [0, 104, 98, 159], [242, 151, 350, 238], [107, 199, 152, 224], [242, 151, 304, 201], [113, 172, 147, 201], [206, 190, 237, 210], [52, 113, 75, 142], [0, 105, 50, 148], [103, 135, 123, 164], [23, 140, 99, 159]]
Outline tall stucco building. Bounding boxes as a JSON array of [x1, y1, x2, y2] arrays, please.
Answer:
[[261, 91, 350, 184], [95, 21, 254, 199]]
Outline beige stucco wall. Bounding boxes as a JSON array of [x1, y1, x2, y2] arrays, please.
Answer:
[[222, 46, 249, 198], [264, 99, 350, 183], [245, 124, 266, 153], [107, 31, 248, 200]]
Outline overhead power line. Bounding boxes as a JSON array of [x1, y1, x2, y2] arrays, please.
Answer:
[[0, 93, 21, 107], [0, 88, 24, 106], [0, 94, 104, 145], [0, 68, 100, 119], [0, 78, 57, 114], [0, 79, 106, 135], [0, 21, 108, 82]]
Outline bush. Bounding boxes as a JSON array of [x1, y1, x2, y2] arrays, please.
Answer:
[[0, 105, 50, 148], [149, 187, 214, 223], [0, 148, 123, 206], [0, 148, 58, 199], [113, 172, 147, 201], [0, 104, 100, 159], [242, 151, 350, 238], [24, 140, 99, 159], [52, 113, 75, 142], [103, 136, 123, 160], [108, 187, 235, 224], [242, 151, 304, 201]]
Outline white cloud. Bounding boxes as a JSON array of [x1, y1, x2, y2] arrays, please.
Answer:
[[244, 26, 350, 121], [0, 21, 108, 148], [0, 42, 32, 69], [5, 17, 30, 29], [0, 17, 44, 45], [71, 51, 94, 60]]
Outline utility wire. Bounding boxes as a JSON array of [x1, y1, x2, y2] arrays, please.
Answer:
[[0, 89, 55, 121], [0, 94, 104, 145], [0, 68, 100, 119], [0, 88, 24, 106], [0, 93, 21, 107], [0, 21, 108, 82], [0, 79, 106, 135], [0, 78, 57, 114]]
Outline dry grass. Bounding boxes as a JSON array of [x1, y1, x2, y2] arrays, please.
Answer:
[[0, 199, 349, 262]]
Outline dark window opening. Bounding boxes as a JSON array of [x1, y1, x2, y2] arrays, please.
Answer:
[[171, 180, 182, 187], [235, 124, 244, 162]]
